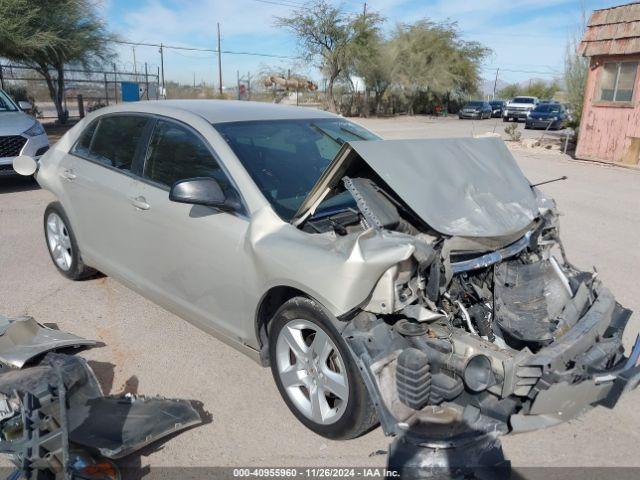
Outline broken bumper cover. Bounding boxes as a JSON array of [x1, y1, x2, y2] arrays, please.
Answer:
[[511, 355, 640, 432], [511, 289, 640, 432], [0, 315, 96, 369]]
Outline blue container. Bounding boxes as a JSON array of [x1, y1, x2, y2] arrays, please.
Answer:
[[121, 82, 140, 102]]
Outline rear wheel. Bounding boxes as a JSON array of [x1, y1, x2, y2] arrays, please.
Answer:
[[269, 297, 377, 439], [44, 202, 95, 280]]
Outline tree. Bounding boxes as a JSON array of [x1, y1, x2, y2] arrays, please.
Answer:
[[389, 20, 489, 114], [0, 0, 115, 123], [497, 80, 561, 101], [275, 0, 381, 112], [348, 11, 391, 116], [497, 83, 521, 100], [564, 5, 589, 129]]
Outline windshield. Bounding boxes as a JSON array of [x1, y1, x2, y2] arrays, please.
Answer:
[[0, 90, 18, 112], [465, 101, 484, 107], [214, 118, 379, 221], [489, 101, 503, 107], [512, 97, 535, 104], [533, 104, 561, 113]]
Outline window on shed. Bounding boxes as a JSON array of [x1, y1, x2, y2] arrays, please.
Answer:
[[599, 62, 638, 102]]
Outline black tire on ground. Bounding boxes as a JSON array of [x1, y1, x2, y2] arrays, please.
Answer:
[[268, 296, 378, 440], [43, 202, 96, 280]]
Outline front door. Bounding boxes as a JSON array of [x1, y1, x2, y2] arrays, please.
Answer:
[[129, 118, 250, 342]]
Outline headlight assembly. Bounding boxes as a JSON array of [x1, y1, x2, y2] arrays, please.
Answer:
[[23, 121, 45, 137]]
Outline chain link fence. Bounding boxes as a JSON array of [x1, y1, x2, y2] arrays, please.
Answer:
[[0, 64, 160, 120]]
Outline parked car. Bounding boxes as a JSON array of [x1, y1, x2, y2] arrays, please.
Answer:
[[0, 89, 49, 175], [525, 102, 568, 130], [503, 96, 539, 122], [489, 100, 506, 118], [458, 101, 492, 119], [14, 101, 640, 442]]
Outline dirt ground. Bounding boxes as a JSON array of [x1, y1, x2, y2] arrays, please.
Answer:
[[0, 115, 639, 471]]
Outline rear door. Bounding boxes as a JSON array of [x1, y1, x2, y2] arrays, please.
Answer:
[[129, 118, 250, 342], [60, 114, 151, 280]]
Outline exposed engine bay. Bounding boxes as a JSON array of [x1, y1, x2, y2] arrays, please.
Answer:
[[294, 138, 640, 437]]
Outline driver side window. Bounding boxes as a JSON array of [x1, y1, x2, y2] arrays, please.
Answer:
[[143, 120, 229, 191]]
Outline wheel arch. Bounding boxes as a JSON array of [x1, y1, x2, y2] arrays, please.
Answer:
[[255, 285, 347, 367]]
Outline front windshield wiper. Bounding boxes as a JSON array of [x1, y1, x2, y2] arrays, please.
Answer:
[[339, 125, 368, 140], [310, 123, 345, 146]]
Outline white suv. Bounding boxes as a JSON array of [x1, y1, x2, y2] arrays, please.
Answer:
[[0, 89, 49, 175], [503, 96, 539, 122]]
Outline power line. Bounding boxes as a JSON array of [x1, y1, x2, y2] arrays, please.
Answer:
[[251, 0, 306, 7], [481, 66, 560, 76], [113, 40, 299, 60]]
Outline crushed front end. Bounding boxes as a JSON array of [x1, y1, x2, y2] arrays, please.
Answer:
[[293, 138, 640, 441]]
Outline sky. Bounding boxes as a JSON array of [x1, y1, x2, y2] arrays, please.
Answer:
[[101, 0, 627, 89]]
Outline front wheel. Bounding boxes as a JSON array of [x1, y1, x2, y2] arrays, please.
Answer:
[[269, 297, 377, 439], [44, 202, 95, 280]]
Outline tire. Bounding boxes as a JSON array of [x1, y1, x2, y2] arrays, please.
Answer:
[[269, 297, 378, 439], [44, 202, 95, 280], [503, 117, 509, 122]]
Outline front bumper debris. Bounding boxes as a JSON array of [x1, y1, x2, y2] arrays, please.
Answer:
[[344, 283, 638, 437], [0, 314, 97, 368], [0, 313, 208, 479]]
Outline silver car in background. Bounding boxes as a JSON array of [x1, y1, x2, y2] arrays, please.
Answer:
[[21, 100, 640, 443], [0, 89, 49, 175]]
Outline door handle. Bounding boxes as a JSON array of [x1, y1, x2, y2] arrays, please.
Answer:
[[129, 196, 150, 211], [60, 169, 76, 181]]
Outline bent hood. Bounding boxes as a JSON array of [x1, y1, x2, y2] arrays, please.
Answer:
[[294, 137, 538, 238]]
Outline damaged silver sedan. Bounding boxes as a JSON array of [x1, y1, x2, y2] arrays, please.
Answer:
[[17, 100, 639, 441]]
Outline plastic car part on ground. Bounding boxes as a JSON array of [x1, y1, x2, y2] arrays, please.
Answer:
[[0, 315, 207, 479], [0, 314, 97, 369]]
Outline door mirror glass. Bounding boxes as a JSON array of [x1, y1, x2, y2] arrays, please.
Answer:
[[18, 101, 33, 111], [13, 155, 38, 176], [170, 177, 230, 209]]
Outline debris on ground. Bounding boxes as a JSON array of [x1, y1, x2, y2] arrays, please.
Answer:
[[0, 314, 207, 479], [0, 314, 96, 369]]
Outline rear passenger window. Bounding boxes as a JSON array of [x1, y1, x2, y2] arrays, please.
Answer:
[[143, 120, 228, 190], [72, 115, 148, 171], [72, 121, 98, 157]]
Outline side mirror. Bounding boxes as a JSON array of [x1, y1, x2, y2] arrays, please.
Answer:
[[13, 155, 38, 176], [18, 101, 33, 112], [169, 177, 239, 211]]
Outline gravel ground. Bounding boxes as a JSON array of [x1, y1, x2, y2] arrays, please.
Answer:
[[0, 115, 638, 471]]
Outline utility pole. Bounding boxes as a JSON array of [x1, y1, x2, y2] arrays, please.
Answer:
[[159, 43, 165, 98], [193, 72, 196, 88], [144, 62, 149, 100], [113, 62, 118, 104], [217, 23, 223, 95], [492, 68, 499, 99], [363, 2, 367, 17], [132, 46, 137, 78]]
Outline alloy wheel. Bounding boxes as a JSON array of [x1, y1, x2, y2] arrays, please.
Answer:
[[275, 319, 349, 425], [46, 212, 73, 271]]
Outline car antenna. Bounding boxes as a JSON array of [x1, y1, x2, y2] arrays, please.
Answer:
[[530, 175, 568, 187]]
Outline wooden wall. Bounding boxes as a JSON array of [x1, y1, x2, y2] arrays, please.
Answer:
[[576, 55, 640, 166]]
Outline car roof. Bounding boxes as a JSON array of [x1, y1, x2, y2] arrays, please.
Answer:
[[108, 99, 337, 124]]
